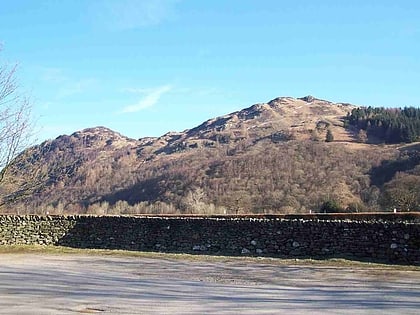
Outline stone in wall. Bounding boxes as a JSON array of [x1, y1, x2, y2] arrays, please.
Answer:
[[0, 215, 419, 265]]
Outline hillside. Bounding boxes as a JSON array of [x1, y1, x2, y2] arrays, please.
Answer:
[[1, 96, 419, 214]]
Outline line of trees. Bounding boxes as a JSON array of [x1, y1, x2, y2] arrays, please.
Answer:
[[347, 106, 420, 143]]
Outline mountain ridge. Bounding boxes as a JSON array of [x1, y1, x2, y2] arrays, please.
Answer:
[[3, 95, 418, 215], [45, 95, 355, 150]]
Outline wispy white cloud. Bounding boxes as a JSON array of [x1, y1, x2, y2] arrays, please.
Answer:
[[91, 0, 180, 30], [41, 67, 67, 83], [56, 78, 97, 99], [40, 68, 98, 99], [121, 84, 172, 113]]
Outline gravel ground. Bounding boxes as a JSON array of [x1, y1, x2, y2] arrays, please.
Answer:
[[0, 254, 419, 314]]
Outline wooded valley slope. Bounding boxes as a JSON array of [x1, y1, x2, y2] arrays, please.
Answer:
[[2, 96, 419, 214]]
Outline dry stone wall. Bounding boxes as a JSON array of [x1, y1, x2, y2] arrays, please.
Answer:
[[0, 215, 419, 265]]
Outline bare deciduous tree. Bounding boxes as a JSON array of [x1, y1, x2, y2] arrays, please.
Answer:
[[0, 50, 34, 206]]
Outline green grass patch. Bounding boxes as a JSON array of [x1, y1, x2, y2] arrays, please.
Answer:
[[1, 244, 419, 271]]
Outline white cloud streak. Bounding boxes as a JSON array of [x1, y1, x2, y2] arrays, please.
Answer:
[[121, 84, 172, 113], [57, 78, 97, 99], [41, 67, 67, 83], [40, 68, 98, 99], [92, 0, 180, 30]]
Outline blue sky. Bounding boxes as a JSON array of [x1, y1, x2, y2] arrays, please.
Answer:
[[1, 0, 419, 142]]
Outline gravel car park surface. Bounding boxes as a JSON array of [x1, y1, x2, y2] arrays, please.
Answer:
[[0, 253, 419, 314]]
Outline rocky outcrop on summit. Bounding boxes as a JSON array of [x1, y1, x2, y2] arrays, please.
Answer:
[[52, 126, 138, 151], [153, 96, 356, 154]]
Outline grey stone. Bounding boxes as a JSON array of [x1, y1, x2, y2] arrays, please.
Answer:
[[241, 248, 250, 255], [0, 214, 419, 264]]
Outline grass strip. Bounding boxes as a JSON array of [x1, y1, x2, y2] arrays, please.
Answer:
[[0, 244, 419, 271]]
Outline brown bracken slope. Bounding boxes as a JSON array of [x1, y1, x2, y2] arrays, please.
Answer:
[[2, 96, 419, 215]]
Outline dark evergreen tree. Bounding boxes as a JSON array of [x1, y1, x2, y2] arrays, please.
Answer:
[[320, 200, 343, 213], [325, 129, 334, 142], [346, 106, 420, 144]]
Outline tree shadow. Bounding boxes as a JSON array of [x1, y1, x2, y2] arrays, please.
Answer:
[[369, 151, 420, 187], [54, 217, 420, 266], [99, 176, 166, 206], [1, 256, 420, 313]]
